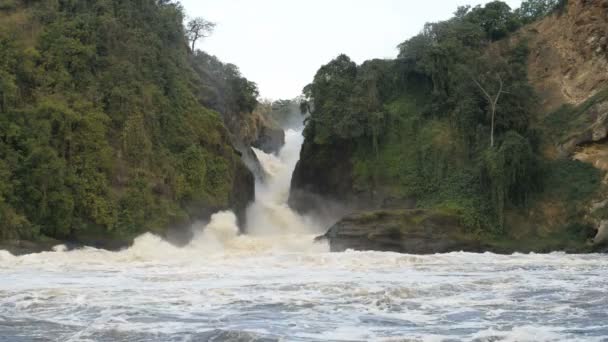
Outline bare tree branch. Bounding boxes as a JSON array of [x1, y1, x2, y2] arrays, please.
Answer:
[[472, 73, 507, 148]]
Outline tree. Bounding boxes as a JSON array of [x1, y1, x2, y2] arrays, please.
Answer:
[[472, 73, 507, 148], [516, 0, 560, 23], [466, 1, 520, 41], [186, 17, 215, 51]]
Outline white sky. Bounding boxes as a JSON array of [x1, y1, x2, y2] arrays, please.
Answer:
[[180, 0, 522, 100]]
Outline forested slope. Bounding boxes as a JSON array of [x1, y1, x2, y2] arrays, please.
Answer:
[[0, 0, 257, 249], [291, 0, 608, 252]]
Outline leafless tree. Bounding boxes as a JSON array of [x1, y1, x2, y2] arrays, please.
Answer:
[[472, 74, 507, 148], [186, 18, 215, 51]]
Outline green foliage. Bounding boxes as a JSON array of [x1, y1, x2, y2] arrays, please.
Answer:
[[481, 131, 541, 230], [0, 0, 17, 11], [465, 1, 521, 41], [543, 160, 601, 203], [303, 1, 560, 234], [516, 0, 563, 23], [302, 56, 398, 146], [0, 0, 250, 242], [191, 51, 259, 116]]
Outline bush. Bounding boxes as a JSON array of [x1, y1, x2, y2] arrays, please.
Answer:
[[0, 0, 17, 11]]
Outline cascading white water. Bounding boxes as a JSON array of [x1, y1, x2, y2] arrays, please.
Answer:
[[180, 126, 330, 255], [245, 128, 328, 237], [1, 129, 608, 341], [115, 126, 329, 257]]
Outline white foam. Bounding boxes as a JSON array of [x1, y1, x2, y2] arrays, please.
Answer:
[[1, 128, 607, 341]]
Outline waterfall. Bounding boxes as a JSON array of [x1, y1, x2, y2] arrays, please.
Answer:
[[0, 127, 329, 260], [176, 127, 329, 255], [245, 129, 324, 237]]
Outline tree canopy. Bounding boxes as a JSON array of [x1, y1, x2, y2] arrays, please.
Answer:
[[300, 0, 558, 232], [0, 0, 256, 243]]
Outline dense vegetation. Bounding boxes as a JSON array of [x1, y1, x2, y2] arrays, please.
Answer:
[[299, 0, 599, 234], [0, 0, 259, 244], [191, 50, 259, 130]]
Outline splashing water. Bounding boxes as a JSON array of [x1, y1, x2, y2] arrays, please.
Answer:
[[1, 129, 608, 341], [246, 129, 330, 238]]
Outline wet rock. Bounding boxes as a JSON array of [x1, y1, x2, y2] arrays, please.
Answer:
[[0, 238, 63, 256], [593, 220, 608, 246], [230, 157, 255, 230], [234, 142, 267, 181], [318, 209, 487, 254], [289, 140, 357, 214], [252, 124, 285, 154]]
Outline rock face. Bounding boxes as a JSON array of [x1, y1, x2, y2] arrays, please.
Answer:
[[252, 124, 285, 155], [289, 139, 415, 214], [225, 108, 285, 155], [289, 141, 356, 213], [593, 220, 608, 246], [562, 100, 608, 155], [524, 0, 608, 113], [229, 159, 256, 229], [319, 209, 486, 254], [234, 142, 267, 181]]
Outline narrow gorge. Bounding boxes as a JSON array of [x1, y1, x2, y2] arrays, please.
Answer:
[[1, 0, 608, 340]]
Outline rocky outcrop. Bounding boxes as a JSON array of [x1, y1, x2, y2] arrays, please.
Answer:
[[593, 220, 608, 245], [0, 238, 62, 256], [289, 139, 416, 215], [289, 140, 358, 213], [252, 124, 285, 154], [226, 109, 285, 155], [234, 142, 267, 181], [318, 209, 487, 254], [229, 159, 256, 229], [561, 99, 608, 154], [318, 209, 600, 254]]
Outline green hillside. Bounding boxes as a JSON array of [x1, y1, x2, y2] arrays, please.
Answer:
[[0, 0, 255, 247]]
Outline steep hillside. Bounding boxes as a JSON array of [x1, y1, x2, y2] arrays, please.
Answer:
[[291, 0, 608, 252], [0, 0, 255, 251], [524, 0, 608, 113], [191, 51, 285, 155]]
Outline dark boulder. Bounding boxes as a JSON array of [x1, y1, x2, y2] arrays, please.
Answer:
[[0, 238, 62, 256], [318, 209, 487, 254], [230, 157, 256, 230], [289, 140, 357, 213], [252, 124, 285, 155]]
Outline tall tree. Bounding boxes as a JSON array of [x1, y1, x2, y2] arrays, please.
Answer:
[[472, 74, 507, 148], [186, 17, 215, 51]]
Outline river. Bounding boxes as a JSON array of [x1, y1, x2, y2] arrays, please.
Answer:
[[1, 129, 607, 341]]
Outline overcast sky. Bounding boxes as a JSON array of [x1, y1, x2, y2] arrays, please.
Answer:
[[180, 0, 522, 100]]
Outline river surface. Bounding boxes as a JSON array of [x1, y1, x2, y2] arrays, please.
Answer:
[[1, 130, 607, 341]]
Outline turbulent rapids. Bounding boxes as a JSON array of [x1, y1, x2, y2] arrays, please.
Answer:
[[1, 129, 608, 341]]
